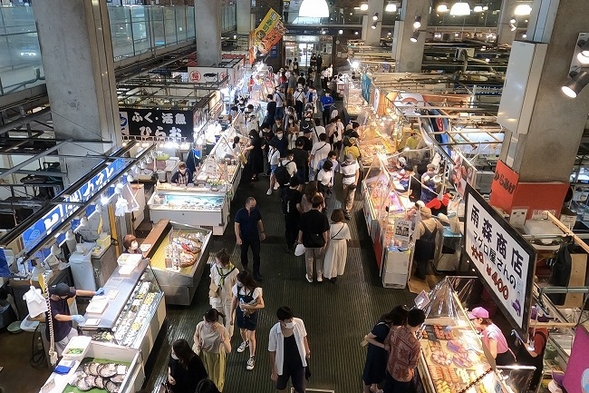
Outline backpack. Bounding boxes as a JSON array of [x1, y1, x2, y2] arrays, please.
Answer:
[[274, 161, 292, 187]]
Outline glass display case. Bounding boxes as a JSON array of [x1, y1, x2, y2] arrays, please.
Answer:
[[418, 278, 534, 393], [80, 260, 166, 365], [147, 191, 229, 235]]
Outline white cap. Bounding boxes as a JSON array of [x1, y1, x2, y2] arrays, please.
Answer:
[[416, 201, 425, 208]]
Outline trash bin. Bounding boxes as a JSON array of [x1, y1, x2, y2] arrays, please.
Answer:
[[0, 300, 17, 330]]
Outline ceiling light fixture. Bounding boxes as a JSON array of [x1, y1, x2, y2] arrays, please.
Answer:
[[482, 5, 488, 10], [561, 69, 589, 98], [371, 20, 378, 29], [373, 12, 379, 20], [413, 15, 422, 29], [514, 4, 532, 16], [410, 30, 420, 43], [385, 2, 397, 12], [360, 2, 369, 11], [437, 4, 449, 13], [509, 16, 517, 31], [473, 5, 483, 12], [578, 39, 589, 59], [299, 0, 329, 17], [450, 2, 471, 16], [338, 29, 344, 34]]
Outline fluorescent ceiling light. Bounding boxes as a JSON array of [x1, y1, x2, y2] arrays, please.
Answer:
[[360, 3, 369, 11], [450, 2, 471, 16], [299, 0, 329, 17], [437, 4, 449, 13], [514, 4, 532, 16], [385, 2, 397, 12], [562, 70, 589, 98]]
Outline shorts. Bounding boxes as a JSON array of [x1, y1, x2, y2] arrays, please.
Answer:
[[270, 164, 278, 174], [276, 365, 306, 392], [236, 309, 258, 331]]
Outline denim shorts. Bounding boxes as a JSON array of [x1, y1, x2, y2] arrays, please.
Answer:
[[270, 164, 278, 174]]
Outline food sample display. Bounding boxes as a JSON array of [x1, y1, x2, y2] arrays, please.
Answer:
[[68, 359, 129, 393], [80, 260, 166, 364], [147, 191, 229, 235]]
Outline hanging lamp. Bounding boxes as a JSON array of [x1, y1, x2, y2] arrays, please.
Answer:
[[450, 2, 471, 16], [299, 0, 329, 17]]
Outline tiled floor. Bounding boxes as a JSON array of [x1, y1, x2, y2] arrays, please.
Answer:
[[0, 173, 425, 393]]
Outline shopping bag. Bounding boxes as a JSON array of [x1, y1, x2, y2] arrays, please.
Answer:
[[294, 243, 306, 257]]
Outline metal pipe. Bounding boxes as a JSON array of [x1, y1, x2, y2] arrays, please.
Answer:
[[0, 107, 51, 136], [0, 140, 71, 179], [539, 286, 589, 295], [545, 211, 589, 255]]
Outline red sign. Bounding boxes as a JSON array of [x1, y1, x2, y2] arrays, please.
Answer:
[[189, 70, 201, 82]]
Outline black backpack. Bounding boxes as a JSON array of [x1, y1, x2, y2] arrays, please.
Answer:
[[274, 161, 292, 187]]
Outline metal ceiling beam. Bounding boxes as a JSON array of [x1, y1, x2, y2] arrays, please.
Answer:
[[0, 169, 65, 177], [0, 107, 51, 136], [0, 139, 70, 179]]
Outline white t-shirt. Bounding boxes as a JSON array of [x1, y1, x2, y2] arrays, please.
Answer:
[[339, 160, 359, 185], [313, 125, 326, 145], [310, 141, 330, 169], [294, 89, 306, 103], [231, 285, 263, 304], [269, 149, 281, 165], [317, 169, 334, 187], [275, 92, 285, 108], [285, 160, 297, 176]]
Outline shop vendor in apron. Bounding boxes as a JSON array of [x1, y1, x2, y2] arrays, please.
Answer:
[[412, 207, 443, 280]]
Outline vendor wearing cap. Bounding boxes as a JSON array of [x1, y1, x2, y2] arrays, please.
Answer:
[[468, 307, 515, 366], [343, 137, 361, 161], [420, 164, 438, 204], [170, 162, 192, 186], [46, 283, 102, 356], [412, 207, 443, 280]]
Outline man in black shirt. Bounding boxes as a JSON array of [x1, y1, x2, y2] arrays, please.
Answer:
[[264, 94, 277, 128], [235, 197, 266, 280], [297, 194, 330, 283], [292, 139, 310, 183], [269, 128, 288, 157], [282, 177, 303, 253]]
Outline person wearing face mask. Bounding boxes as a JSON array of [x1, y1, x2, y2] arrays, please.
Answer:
[[168, 339, 208, 393], [286, 116, 299, 150], [122, 234, 142, 254], [170, 162, 192, 186], [209, 248, 239, 337], [268, 306, 310, 393], [193, 309, 232, 392], [293, 84, 306, 121], [46, 283, 102, 356], [269, 128, 288, 157]]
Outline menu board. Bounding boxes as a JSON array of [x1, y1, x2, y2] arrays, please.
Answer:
[[464, 184, 536, 333]]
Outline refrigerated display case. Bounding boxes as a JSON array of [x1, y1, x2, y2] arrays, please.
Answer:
[[147, 190, 229, 235], [142, 220, 212, 305], [79, 260, 166, 364], [418, 278, 535, 393], [38, 341, 145, 393]]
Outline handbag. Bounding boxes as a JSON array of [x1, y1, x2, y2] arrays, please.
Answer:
[[306, 232, 325, 248], [208, 281, 220, 298], [294, 243, 306, 256]]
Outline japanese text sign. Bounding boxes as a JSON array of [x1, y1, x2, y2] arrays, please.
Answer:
[[464, 184, 535, 332], [253, 8, 286, 56], [120, 108, 193, 140], [21, 158, 126, 253]]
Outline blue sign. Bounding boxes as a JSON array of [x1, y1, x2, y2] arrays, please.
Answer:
[[0, 249, 10, 277], [362, 73, 371, 103], [21, 158, 127, 253]]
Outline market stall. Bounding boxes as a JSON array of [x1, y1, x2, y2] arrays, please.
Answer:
[[141, 220, 212, 306]]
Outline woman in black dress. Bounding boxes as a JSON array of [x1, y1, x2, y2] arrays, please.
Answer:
[[362, 306, 408, 393], [168, 339, 208, 393], [246, 129, 264, 181]]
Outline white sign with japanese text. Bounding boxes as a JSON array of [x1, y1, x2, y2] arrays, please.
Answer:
[[464, 185, 535, 331], [394, 219, 412, 242]]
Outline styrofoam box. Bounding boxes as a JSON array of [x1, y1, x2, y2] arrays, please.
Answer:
[[62, 335, 92, 360], [117, 253, 142, 267], [382, 272, 408, 289]]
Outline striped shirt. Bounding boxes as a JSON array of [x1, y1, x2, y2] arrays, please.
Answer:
[[385, 326, 421, 382]]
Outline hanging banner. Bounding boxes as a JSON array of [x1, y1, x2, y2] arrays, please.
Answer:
[[464, 184, 536, 333], [253, 8, 286, 56], [361, 73, 371, 103], [121, 108, 193, 140], [450, 149, 477, 197]]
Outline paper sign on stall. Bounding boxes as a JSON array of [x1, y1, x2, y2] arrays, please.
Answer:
[[393, 219, 412, 242]]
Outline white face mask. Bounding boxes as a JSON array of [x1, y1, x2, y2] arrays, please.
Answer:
[[130, 241, 139, 250], [283, 321, 294, 329], [277, 134, 283, 140], [171, 352, 179, 360]]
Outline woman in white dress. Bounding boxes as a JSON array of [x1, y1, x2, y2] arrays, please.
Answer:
[[323, 209, 351, 282], [209, 249, 239, 337]]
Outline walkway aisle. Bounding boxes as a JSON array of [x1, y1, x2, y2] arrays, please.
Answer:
[[144, 177, 416, 393]]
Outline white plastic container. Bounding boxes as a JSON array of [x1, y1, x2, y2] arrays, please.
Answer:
[[62, 335, 92, 360]]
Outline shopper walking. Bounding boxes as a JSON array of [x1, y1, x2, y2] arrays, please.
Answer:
[[266, 145, 281, 196], [300, 182, 324, 213], [234, 197, 266, 281], [320, 90, 334, 127], [297, 194, 330, 283], [168, 339, 208, 393], [247, 129, 264, 182], [322, 209, 351, 282], [193, 309, 232, 392], [286, 116, 299, 150], [362, 306, 408, 393], [209, 248, 239, 337], [468, 307, 516, 366], [412, 207, 443, 280], [383, 308, 426, 393], [293, 138, 310, 183], [282, 177, 303, 253], [293, 85, 306, 121], [309, 133, 330, 181], [274, 87, 286, 120], [343, 137, 361, 161], [268, 306, 311, 393], [231, 270, 265, 371], [263, 94, 277, 128], [316, 159, 334, 208], [339, 153, 360, 220]]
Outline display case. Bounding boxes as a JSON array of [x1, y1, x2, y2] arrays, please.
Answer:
[[80, 260, 166, 365], [142, 220, 212, 306], [343, 77, 365, 117], [147, 190, 229, 235], [418, 278, 534, 393], [39, 341, 144, 393]]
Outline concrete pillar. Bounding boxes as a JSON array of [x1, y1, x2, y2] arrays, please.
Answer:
[[195, 0, 222, 66], [497, 0, 519, 45], [32, 0, 120, 186], [393, 0, 429, 72], [236, 0, 252, 35], [361, 0, 385, 46], [497, 0, 589, 183]]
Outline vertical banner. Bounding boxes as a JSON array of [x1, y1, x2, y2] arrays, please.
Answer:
[[249, 31, 256, 65], [464, 184, 536, 333], [451, 149, 478, 197], [253, 8, 286, 56]]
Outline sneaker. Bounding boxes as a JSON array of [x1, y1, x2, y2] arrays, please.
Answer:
[[246, 356, 255, 370], [274, 183, 280, 190], [317, 275, 323, 283], [305, 274, 313, 283], [266, 188, 272, 195], [237, 341, 249, 353]]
